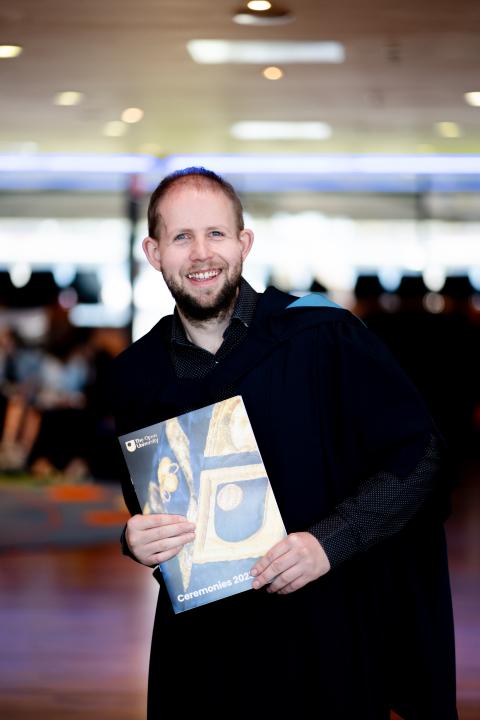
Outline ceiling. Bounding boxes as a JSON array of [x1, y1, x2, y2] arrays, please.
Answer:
[[1, 0, 480, 157]]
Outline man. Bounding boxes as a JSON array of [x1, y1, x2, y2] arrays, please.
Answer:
[[111, 167, 457, 719]]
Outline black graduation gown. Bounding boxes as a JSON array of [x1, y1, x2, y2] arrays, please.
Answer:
[[111, 287, 457, 720]]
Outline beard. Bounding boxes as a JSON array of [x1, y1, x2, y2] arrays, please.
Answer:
[[162, 262, 243, 322]]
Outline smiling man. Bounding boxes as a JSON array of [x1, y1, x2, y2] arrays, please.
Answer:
[[142, 171, 254, 351], [111, 167, 457, 719]]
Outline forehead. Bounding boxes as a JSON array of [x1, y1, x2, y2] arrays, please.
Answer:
[[157, 180, 236, 230]]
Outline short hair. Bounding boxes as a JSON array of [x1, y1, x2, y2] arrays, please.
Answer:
[[147, 166, 245, 239]]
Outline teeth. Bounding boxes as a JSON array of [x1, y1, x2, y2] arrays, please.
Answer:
[[187, 270, 220, 280]]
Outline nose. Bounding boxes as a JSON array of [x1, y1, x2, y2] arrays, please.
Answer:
[[189, 235, 213, 262]]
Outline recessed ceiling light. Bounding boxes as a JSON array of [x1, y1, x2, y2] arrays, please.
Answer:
[[121, 107, 144, 123], [247, 0, 271, 9], [262, 66, 284, 80], [247, 0, 272, 12], [465, 91, 480, 107], [0, 44, 22, 58], [233, 3, 293, 25], [54, 91, 84, 106], [188, 40, 344, 64], [435, 121, 461, 138], [230, 121, 332, 140], [103, 121, 127, 137]]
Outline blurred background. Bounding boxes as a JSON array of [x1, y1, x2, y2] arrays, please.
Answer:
[[0, 1, 479, 718]]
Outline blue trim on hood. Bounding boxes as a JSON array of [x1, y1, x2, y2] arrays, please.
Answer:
[[287, 293, 344, 310]]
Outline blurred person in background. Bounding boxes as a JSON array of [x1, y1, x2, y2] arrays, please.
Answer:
[[27, 334, 91, 478], [0, 327, 42, 471]]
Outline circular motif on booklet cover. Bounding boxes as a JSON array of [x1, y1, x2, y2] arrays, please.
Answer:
[[214, 477, 267, 542], [216, 483, 244, 511]]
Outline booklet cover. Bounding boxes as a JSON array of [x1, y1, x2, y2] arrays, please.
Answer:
[[119, 396, 286, 613]]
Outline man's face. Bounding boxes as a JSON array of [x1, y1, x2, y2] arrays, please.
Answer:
[[143, 182, 253, 321]]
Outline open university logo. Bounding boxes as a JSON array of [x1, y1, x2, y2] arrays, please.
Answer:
[[125, 440, 136, 453]]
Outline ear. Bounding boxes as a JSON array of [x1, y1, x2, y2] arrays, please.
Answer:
[[239, 228, 254, 261], [142, 236, 162, 272]]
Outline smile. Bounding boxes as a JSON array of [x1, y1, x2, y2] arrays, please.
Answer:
[[186, 270, 221, 281]]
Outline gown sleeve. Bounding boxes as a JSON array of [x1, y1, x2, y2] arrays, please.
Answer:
[[308, 317, 451, 568]]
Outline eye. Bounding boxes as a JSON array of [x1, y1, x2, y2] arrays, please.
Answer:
[[173, 233, 188, 242], [210, 230, 224, 237]]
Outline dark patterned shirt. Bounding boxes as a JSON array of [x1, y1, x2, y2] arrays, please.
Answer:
[[170, 277, 258, 379]]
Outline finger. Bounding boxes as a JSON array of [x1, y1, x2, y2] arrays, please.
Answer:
[[152, 513, 191, 525], [149, 531, 195, 552], [252, 550, 297, 590], [127, 529, 195, 564], [266, 565, 303, 593], [143, 522, 196, 544], [150, 529, 195, 563], [250, 539, 290, 578], [133, 514, 191, 530], [126, 524, 195, 555], [152, 544, 185, 564], [276, 576, 307, 595]]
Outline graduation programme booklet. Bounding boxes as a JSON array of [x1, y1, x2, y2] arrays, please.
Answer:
[[119, 396, 286, 613]]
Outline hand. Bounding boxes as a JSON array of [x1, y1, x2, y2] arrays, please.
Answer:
[[125, 513, 196, 567], [250, 532, 331, 595]]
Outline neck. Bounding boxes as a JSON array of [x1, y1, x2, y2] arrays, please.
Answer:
[[176, 293, 238, 354]]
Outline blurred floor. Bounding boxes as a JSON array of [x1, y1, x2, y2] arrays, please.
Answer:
[[446, 460, 480, 720], [0, 464, 478, 720], [0, 479, 129, 550], [0, 543, 156, 720]]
